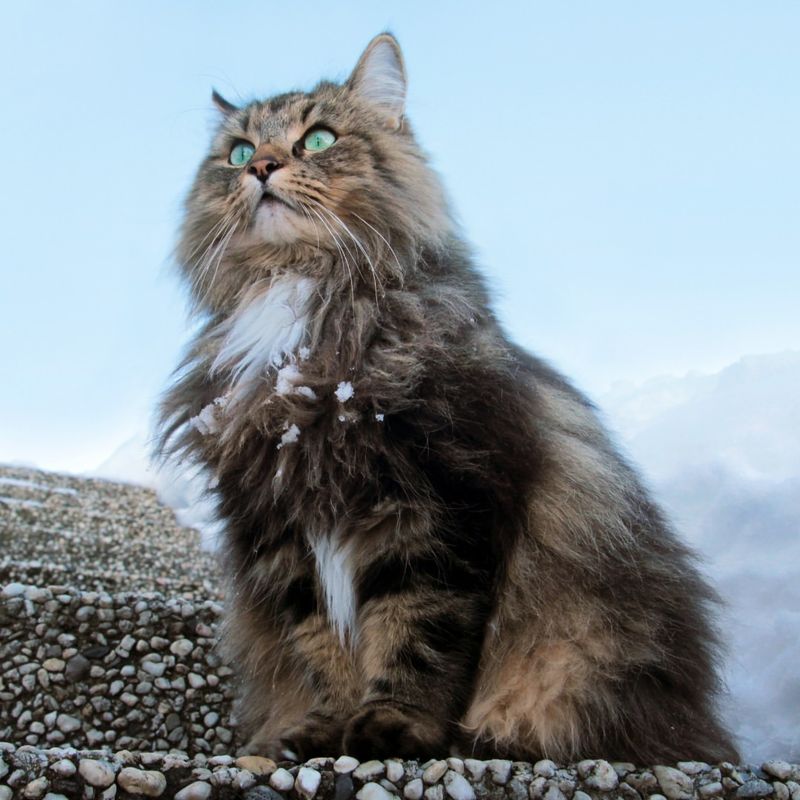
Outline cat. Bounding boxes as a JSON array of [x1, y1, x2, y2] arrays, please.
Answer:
[[157, 33, 738, 763]]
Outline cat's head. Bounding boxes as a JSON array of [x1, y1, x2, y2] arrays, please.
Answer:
[[179, 34, 452, 310]]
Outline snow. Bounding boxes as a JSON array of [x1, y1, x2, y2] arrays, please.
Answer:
[[88, 350, 800, 762], [277, 423, 301, 449], [0, 477, 77, 496], [599, 350, 800, 763], [335, 381, 354, 402]]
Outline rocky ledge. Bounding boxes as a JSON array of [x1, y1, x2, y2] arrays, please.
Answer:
[[1, 464, 798, 799]]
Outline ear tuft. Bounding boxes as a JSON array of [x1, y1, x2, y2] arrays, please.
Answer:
[[211, 89, 238, 116], [347, 33, 407, 129]]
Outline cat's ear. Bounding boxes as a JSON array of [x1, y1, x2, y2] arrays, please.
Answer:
[[347, 33, 407, 130], [211, 89, 238, 116]]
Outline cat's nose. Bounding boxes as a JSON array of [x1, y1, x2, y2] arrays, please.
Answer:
[[248, 157, 282, 183]]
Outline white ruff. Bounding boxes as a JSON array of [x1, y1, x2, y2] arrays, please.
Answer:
[[309, 530, 357, 643], [212, 275, 315, 397]]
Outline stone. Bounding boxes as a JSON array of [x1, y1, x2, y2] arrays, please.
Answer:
[[0, 788, 11, 800], [335, 756, 360, 775], [425, 786, 444, 800], [23, 777, 49, 799], [236, 756, 277, 776], [336, 775, 356, 800], [444, 770, 476, 800], [487, 760, 513, 786], [534, 761, 557, 779], [64, 654, 91, 682], [245, 788, 286, 800], [543, 785, 567, 800], [423, 761, 448, 784], [763, 765, 794, 783], [405, 778, 424, 800], [175, 783, 213, 800], [297, 766, 322, 800], [584, 760, 619, 792], [357, 761, 388, 782], [678, 763, 711, 776], [118, 767, 167, 797], [654, 766, 694, 800], [55, 714, 81, 733], [464, 761, 486, 782], [270, 768, 295, 791], [699, 783, 725, 797], [171, 639, 195, 657], [42, 658, 65, 672], [387, 760, 405, 783], [79, 759, 116, 788], [51, 759, 76, 777], [737, 781, 775, 798], [2, 582, 25, 597], [358, 784, 395, 800]]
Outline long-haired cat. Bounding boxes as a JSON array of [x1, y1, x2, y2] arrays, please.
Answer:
[[158, 34, 738, 763]]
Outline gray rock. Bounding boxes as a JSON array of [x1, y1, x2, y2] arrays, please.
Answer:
[[175, 782, 213, 800], [423, 761, 448, 784], [270, 768, 295, 792], [654, 766, 694, 800], [737, 780, 775, 798], [405, 778, 424, 800], [54, 714, 81, 734], [487, 760, 513, 786], [763, 765, 794, 782], [444, 770, 475, 800], [296, 766, 322, 800], [358, 783, 396, 800], [335, 756, 360, 775], [79, 758, 116, 788], [584, 760, 619, 792], [357, 760, 388, 782], [118, 767, 167, 797]]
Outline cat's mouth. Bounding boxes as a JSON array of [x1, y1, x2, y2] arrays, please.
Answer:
[[259, 189, 293, 210]]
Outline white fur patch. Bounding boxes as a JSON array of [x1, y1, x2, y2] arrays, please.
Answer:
[[212, 275, 315, 398], [309, 530, 357, 643]]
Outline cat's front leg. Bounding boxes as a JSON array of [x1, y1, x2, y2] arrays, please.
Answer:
[[343, 544, 494, 759]]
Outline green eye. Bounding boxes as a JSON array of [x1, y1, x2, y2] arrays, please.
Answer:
[[229, 142, 255, 166], [304, 128, 336, 152]]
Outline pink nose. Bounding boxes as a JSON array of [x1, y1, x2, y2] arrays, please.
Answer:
[[248, 157, 282, 183]]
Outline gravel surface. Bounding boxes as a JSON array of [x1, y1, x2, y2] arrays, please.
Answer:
[[1, 464, 798, 799]]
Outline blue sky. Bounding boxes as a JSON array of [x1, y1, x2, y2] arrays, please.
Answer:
[[1, 1, 798, 472]]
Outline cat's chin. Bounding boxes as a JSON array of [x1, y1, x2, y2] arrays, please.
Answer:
[[248, 199, 305, 245]]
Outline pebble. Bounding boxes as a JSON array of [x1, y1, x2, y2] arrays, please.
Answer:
[[236, 756, 277, 776], [270, 767, 296, 791], [534, 761, 557, 779], [654, 766, 695, 800], [0, 789, 11, 800], [42, 658, 65, 673], [387, 760, 405, 782], [425, 785, 445, 800], [487, 760, 513, 786], [335, 756, 360, 774], [171, 639, 195, 658], [55, 714, 81, 733], [699, 782, 725, 797], [118, 767, 167, 796], [2, 582, 26, 597], [423, 760, 448, 784], [22, 777, 49, 799], [405, 778, 424, 800], [297, 766, 322, 799], [358, 783, 396, 800], [763, 764, 794, 782], [584, 760, 619, 792], [444, 770, 476, 800], [464, 760, 486, 781], [175, 782, 213, 800], [79, 758, 116, 788], [357, 760, 388, 782], [52, 758, 76, 777], [737, 780, 776, 798]]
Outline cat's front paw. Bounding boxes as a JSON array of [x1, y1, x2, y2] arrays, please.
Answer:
[[243, 712, 343, 761], [342, 701, 447, 760]]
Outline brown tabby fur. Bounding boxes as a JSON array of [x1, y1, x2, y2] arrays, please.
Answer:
[[158, 34, 738, 762]]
